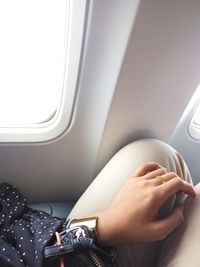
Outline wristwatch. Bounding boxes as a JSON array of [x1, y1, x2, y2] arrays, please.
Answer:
[[68, 216, 98, 240], [44, 216, 116, 266], [44, 216, 98, 259]]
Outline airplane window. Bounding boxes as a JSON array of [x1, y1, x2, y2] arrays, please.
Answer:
[[0, 0, 87, 142], [187, 85, 200, 140], [0, 0, 68, 126], [191, 105, 200, 128]]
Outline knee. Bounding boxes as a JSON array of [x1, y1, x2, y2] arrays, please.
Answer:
[[116, 138, 177, 168], [117, 138, 191, 185], [125, 138, 174, 154]]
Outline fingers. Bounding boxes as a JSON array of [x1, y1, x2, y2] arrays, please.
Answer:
[[133, 162, 196, 206], [150, 172, 178, 186], [144, 168, 167, 180], [157, 177, 196, 205], [133, 162, 164, 177], [153, 206, 184, 240]]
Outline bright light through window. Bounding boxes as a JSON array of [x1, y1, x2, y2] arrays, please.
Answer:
[[0, 0, 68, 126]]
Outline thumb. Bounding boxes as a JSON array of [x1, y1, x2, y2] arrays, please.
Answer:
[[154, 205, 184, 240]]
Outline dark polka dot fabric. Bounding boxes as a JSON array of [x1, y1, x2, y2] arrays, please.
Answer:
[[0, 183, 63, 267]]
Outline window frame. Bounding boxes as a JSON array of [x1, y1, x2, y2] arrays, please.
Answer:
[[188, 85, 200, 140], [0, 0, 87, 142]]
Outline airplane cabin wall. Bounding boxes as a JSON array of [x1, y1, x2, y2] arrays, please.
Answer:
[[0, 0, 199, 203], [0, 0, 139, 203], [95, 0, 200, 175]]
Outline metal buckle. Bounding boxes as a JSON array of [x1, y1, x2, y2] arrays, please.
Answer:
[[59, 226, 86, 241]]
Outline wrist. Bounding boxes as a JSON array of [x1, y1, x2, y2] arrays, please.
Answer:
[[94, 210, 116, 246], [65, 211, 118, 246]]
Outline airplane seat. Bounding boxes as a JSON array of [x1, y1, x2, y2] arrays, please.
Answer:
[[29, 200, 76, 219]]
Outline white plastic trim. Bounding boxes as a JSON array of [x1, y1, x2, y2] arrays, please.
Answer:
[[0, 0, 87, 142], [187, 86, 200, 140]]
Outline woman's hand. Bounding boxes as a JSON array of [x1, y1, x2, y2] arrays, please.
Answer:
[[95, 162, 196, 246]]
